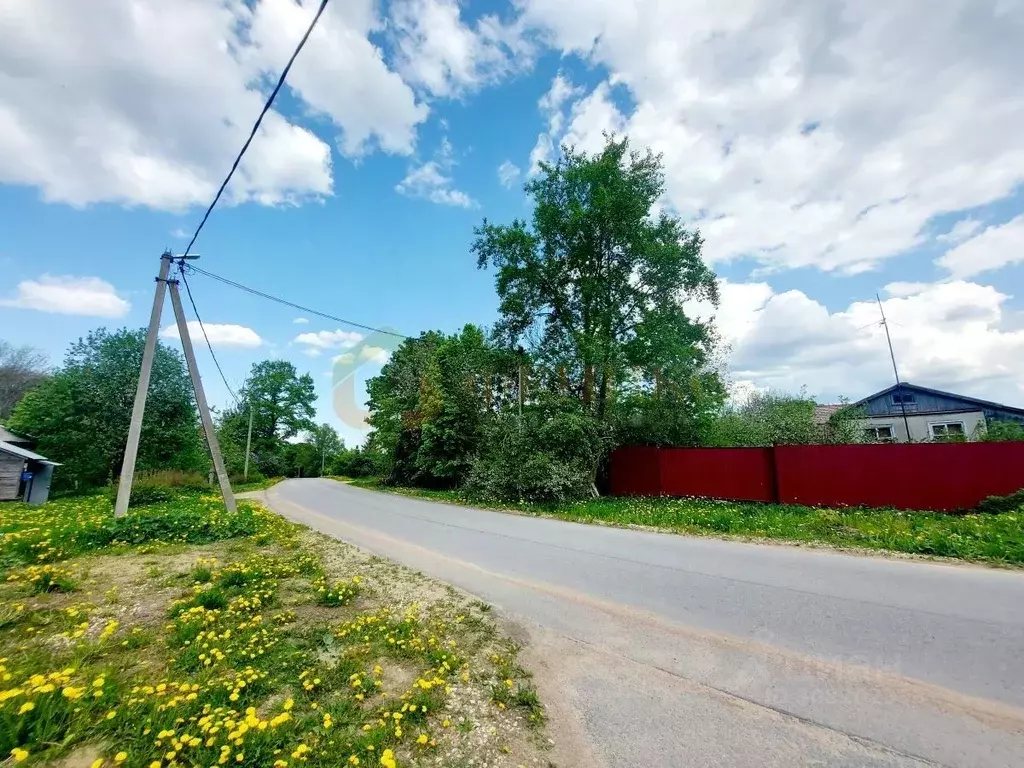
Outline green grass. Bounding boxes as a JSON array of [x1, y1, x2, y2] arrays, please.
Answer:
[[340, 478, 1024, 566], [1, 487, 547, 767]]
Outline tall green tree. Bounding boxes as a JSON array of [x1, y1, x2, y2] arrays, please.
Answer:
[[473, 134, 721, 422], [220, 360, 316, 477], [8, 328, 204, 489]]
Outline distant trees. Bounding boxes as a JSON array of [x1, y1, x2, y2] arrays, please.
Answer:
[[0, 340, 49, 419], [7, 329, 205, 489], [218, 360, 317, 478]]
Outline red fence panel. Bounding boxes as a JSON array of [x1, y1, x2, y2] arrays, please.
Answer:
[[659, 448, 776, 502], [608, 446, 665, 496], [610, 442, 1024, 511], [775, 442, 1024, 511]]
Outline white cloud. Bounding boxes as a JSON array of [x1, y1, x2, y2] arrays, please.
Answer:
[[171, 228, 189, 239], [331, 345, 391, 366], [294, 329, 364, 350], [293, 317, 310, 325], [498, 160, 521, 188], [520, 1, 1024, 274], [160, 321, 263, 349], [388, 0, 534, 98], [359, 345, 391, 364], [396, 137, 477, 207], [0, 275, 130, 317], [937, 215, 1024, 279], [687, 279, 1024, 406], [0, 0, 429, 209], [245, 0, 427, 158], [529, 73, 584, 175], [938, 219, 984, 243]]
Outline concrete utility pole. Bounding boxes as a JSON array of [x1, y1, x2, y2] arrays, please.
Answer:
[[243, 404, 254, 481], [877, 294, 912, 442], [115, 251, 173, 517], [168, 276, 237, 513]]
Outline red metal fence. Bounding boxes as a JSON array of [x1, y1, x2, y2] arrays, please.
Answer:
[[609, 442, 1024, 511]]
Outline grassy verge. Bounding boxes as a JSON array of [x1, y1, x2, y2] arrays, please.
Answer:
[[338, 478, 1024, 566], [0, 492, 547, 767], [230, 477, 283, 494]]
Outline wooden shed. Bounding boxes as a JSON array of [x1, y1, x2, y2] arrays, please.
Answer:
[[0, 440, 59, 504]]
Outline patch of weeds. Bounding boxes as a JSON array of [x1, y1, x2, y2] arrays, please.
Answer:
[[7, 564, 78, 594], [313, 575, 362, 607]]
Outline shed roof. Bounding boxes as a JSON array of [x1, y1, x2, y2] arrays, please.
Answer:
[[0, 441, 60, 466], [0, 426, 31, 444]]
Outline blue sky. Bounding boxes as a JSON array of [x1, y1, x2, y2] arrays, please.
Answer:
[[2, 0, 1024, 445]]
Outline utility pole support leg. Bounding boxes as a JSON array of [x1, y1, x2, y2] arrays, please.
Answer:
[[115, 251, 173, 517], [168, 278, 237, 513]]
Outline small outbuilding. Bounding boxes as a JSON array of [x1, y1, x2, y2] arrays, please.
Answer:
[[0, 440, 59, 504]]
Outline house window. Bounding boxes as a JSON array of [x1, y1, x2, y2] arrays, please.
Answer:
[[863, 425, 895, 443], [892, 393, 917, 405], [929, 421, 965, 441]]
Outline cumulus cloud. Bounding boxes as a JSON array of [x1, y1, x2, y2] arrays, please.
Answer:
[[0, 0, 428, 209], [529, 73, 584, 174], [937, 215, 1024, 279], [332, 346, 391, 366], [160, 321, 263, 349], [520, 0, 1024, 274], [0, 275, 130, 317], [396, 137, 477, 207], [294, 329, 364, 351], [688, 279, 1024, 406], [293, 317, 310, 325], [388, 0, 534, 98], [497, 160, 521, 188]]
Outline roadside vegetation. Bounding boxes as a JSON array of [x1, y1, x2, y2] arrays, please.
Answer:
[[0, 491, 547, 767], [340, 478, 1024, 566]]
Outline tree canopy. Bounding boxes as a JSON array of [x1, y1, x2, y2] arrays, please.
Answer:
[[473, 135, 721, 422], [7, 328, 204, 489], [219, 360, 316, 478]]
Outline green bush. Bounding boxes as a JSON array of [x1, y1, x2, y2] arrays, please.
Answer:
[[106, 470, 210, 506], [468, 395, 610, 503], [975, 487, 1024, 515]]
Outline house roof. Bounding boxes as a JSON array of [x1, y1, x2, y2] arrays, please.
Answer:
[[812, 404, 843, 425], [0, 441, 59, 466], [853, 383, 1024, 416]]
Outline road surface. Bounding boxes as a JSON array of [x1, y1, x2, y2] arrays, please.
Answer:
[[255, 479, 1024, 768]]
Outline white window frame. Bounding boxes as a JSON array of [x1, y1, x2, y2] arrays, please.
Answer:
[[863, 424, 895, 443], [928, 421, 966, 439]]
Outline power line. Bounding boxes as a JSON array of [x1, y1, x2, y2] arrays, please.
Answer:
[[184, 263, 412, 340], [180, 0, 331, 259], [177, 265, 241, 406]]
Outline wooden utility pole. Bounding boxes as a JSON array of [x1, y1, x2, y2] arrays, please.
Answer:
[[168, 277, 236, 513], [115, 251, 173, 517]]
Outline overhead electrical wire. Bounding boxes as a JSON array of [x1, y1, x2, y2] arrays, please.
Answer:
[[179, 0, 331, 260], [170, 0, 331, 404], [178, 267, 241, 406], [184, 263, 412, 340]]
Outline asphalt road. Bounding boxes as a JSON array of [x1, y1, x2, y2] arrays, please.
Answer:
[[256, 479, 1024, 768]]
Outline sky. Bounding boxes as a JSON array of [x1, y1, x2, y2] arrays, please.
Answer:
[[2, 0, 1024, 446]]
